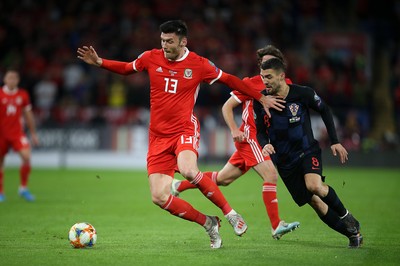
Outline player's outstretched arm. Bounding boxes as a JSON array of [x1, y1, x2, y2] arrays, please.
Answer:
[[77, 46, 102, 66], [330, 143, 348, 164], [77, 46, 135, 75], [218, 73, 285, 117]]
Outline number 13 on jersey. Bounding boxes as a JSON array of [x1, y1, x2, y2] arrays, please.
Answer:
[[164, 78, 178, 94]]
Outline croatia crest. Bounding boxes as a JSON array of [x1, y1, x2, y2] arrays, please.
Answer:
[[289, 103, 300, 123]]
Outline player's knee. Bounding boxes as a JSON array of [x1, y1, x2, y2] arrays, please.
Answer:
[[263, 172, 278, 183], [217, 179, 231, 186], [151, 192, 168, 206], [307, 183, 323, 195], [179, 168, 198, 181]]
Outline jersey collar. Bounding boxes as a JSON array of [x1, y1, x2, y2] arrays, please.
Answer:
[[2, 85, 19, 95], [174, 47, 190, 62]]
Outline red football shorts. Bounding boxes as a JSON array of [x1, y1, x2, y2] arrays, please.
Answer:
[[0, 134, 30, 157], [147, 133, 200, 177], [228, 138, 270, 174]]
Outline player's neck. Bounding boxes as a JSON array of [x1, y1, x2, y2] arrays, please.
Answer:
[[167, 47, 188, 62], [277, 84, 289, 99]]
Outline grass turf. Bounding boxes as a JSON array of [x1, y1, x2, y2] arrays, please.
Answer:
[[0, 166, 399, 266]]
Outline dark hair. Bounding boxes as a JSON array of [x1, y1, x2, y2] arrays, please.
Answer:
[[159, 20, 188, 38], [256, 45, 286, 68], [261, 58, 286, 72]]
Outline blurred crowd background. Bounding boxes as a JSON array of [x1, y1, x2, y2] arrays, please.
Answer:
[[1, 0, 399, 153]]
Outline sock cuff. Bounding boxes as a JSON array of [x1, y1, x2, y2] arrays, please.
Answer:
[[191, 171, 203, 185], [263, 182, 277, 186]]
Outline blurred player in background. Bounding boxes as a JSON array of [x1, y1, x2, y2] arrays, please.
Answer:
[[171, 45, 300, 240], [254, 58, 363, 248], [77, 20, 285, 249], [0, 70, 39, 202]]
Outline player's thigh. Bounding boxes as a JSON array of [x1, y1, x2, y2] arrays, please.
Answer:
[[177, 149, 199, 179], [304, 173, 323, 189]]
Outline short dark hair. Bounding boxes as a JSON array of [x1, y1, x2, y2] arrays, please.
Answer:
[[159, 20, 188, 38], [261, 58, 286, 72], [256, 45, 286, 68]]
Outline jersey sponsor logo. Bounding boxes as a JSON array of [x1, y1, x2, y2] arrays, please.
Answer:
[[169, 70, 178, 76], [289, 117, 300, 123], [184, 68, 192, 79], [156, 66, 163, 72], [289, 103, 300, 123]]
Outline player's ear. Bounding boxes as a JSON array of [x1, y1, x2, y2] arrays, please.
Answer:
[[180, 37, 187, 47], [279, 72, 285, 81]]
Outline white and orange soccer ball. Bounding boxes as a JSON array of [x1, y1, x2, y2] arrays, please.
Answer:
[[68, 222, 97, 248]]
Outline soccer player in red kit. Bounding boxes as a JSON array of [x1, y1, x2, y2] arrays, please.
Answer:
[[0, 70, 39, 202], [172, 45, 300, 239], [77, 20, 285, 249]]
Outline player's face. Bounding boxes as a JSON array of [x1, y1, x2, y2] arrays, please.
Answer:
[[4, 71, 20, 90], [160, 32, 186, 61], [260, 68, 284, 95]]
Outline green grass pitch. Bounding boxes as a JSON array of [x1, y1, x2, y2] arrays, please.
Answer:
[[0, 166, 399, 265]]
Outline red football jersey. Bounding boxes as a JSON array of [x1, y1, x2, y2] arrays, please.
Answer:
[[132, 48, 223, 137], [0, 86, 31, 138], [231, 76, 292, 141]]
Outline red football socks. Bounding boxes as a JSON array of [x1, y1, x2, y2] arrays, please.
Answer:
[[192, 171, 232, 215], [20, 163, 31, 187], [262, 182, 281, 229], [161, 194, 207, 225]]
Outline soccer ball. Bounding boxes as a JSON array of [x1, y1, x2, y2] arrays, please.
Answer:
[[68, 222, 97, 248]]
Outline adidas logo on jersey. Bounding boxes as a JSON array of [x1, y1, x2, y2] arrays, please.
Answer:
[[156, 66, 163, 72]]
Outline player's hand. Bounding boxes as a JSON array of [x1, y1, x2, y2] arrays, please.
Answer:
[[262, 144, 276, 157], [259, 95, 285, 117], [231, 128, 245, 142], [31, 133, 39, 147], [331, 143, 348, 164], [77, 46, 102, 66]]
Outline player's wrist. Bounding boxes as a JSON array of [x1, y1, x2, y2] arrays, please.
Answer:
[[96, 58, 103, 67]]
